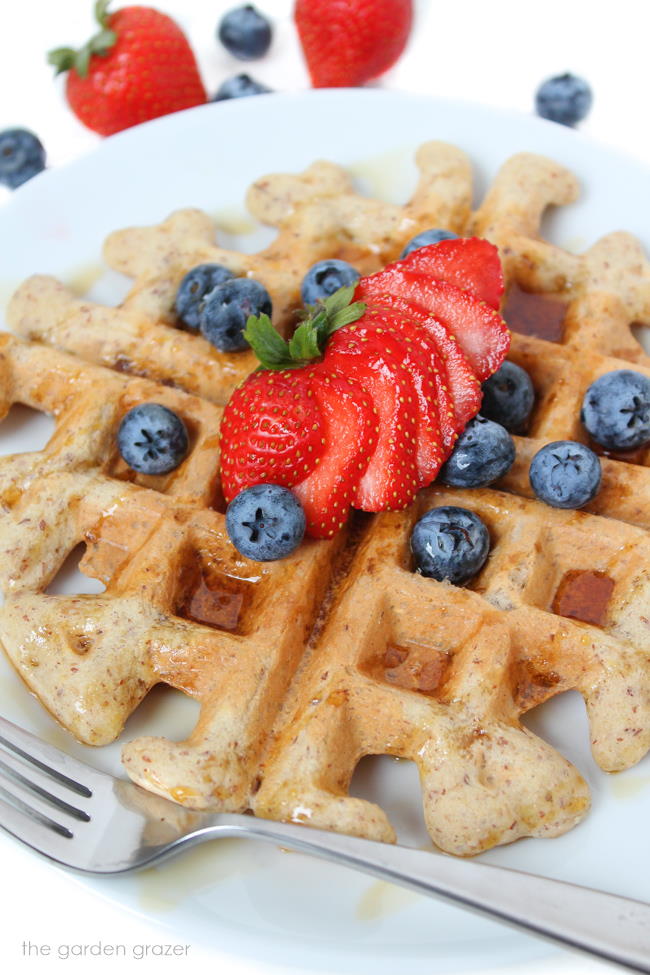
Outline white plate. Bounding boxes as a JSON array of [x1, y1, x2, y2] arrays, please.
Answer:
[[0, 90, 648, 975]]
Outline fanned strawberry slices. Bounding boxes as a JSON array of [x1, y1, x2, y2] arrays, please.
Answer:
[[220, 237, 510, 541]]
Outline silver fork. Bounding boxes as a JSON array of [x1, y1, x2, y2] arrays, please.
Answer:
[[0, 714, 648, 974]]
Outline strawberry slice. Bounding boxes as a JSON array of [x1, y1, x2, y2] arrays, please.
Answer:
[[355, 288, 482, 434], [355, 306, 447, 485], [220, 369, 325, 502], [398, 237, 504, 310], [292, 367, 375, 538], [358, 269, 510, 381], [324, 325, 419, 511]]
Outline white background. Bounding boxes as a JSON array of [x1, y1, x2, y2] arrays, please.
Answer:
[[0, 1, 648, 973]]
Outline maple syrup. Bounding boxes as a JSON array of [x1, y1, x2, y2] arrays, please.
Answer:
[[176, 562, 250, 632], [588, 439, 649, 467], [363, 644, 449, 695], [503, 282, 567, 343], [552, 569, 615, 627]]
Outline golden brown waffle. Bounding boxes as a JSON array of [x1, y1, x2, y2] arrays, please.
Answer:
[[2, 142, 650, 857], [6, 144, 471, 405]]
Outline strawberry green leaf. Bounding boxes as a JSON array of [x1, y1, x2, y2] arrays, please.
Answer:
[[288, 320, 322, 362], [94, 0, 113, 28], [245, 285, 366, 371], [47, 47, 77, 75], [47, 0, 117, 79], [243, 314, 294, 370], [89, 29, 118, 55]]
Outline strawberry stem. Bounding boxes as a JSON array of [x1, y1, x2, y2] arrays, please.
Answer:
[[47, 0, 117, 78], [244, 286, 366, 371]]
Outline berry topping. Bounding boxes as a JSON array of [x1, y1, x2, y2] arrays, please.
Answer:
[[220, 369, 325, 500], [200, 278, 272, 352], [0, 128, 46, 189], [219, 238, 510, 542], [581, 370, 650, 451], [48, 1, 207, 137], [292, 368, 375, 537], [212, 73, 272, 100], [359, 291, 481, 438], [535, 73, 593, 127], [400, 229, 458, 258], [325, 325, 419, 511], [118, 403, 189, 475], [295, 0, 413, 88], [358, 305, 447, 486], [226, 484, 305, 561], [410, 506, 490, 585], [301, 260, 360, 306], [439, 416, 515, 488], [481, 361, 535, 433], [358, 267, 509, 381], [395, 237, 504, 311], [218, 5, 273, 61], [175, 264, 235, 331], [529, 441, 602, 509]]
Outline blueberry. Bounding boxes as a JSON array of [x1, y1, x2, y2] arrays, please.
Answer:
[[300, 260, 360, 306], [175, 264, 234, 331], [581, 370, 650, 451], [218, 5, 272, 60], [226, 484, 305, 561], [529, 441, 601, 509], [410, 506, 490, 585], [199, 277, 271, 352], [439, 416, 515, 488], [118, 403, 189, 475], [400, 229, 458, 258], [0, 128, 46, 189], [481, 361, 535, 433], [535, 73, 593, 127], [212, 73, 272, 101]]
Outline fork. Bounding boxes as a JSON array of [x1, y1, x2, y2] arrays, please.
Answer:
[[0, 715, 648, 974]]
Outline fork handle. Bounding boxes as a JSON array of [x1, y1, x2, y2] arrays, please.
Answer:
[[196, 817, 650, 973]]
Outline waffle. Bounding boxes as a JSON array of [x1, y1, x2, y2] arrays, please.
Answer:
[[1, 142, 650, 857]]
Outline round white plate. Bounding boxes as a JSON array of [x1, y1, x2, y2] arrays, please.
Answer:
[[0, 90, 648, 975]]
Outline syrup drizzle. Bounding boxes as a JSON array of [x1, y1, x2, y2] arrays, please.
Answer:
[[552, 569, 615, 627], [503, 283, 567, 343]]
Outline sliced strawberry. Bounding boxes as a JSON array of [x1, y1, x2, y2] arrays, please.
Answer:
[[356, 287, 482, 434], [398, 237, 504, 310], [354, 306, 447, 485], [220, 369, 325, 502], [292, 368, 375, 538], [324, 326, 419, 511], [357, 269, 510, 381]]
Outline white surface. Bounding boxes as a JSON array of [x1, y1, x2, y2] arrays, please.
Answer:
[[0, 3, 648, 973], [0, 0, 649, 177]]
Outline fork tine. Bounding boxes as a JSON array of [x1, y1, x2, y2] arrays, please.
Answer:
[[0, 752, 91, 823], [0, 782, 74, 838], [0, 790, 78, 864], [0, 714, 107, 795]]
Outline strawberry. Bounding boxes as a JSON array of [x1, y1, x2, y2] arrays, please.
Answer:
[[294, 0, 413, 88], [292, 368, 375, 538], [220, 234, 509, 550], [220, 369, 325, 503], [353, 306, 447, 485], [48, 1, 207, 137], [324, 324, 419, 511], [398, 237, 505, 310], [356, 288, 482, 434], [358, 268, 510, 381]]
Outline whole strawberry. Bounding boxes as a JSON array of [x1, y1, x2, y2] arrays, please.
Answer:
[[48, 1, 207, 136], [294, 0, 413, 88]]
